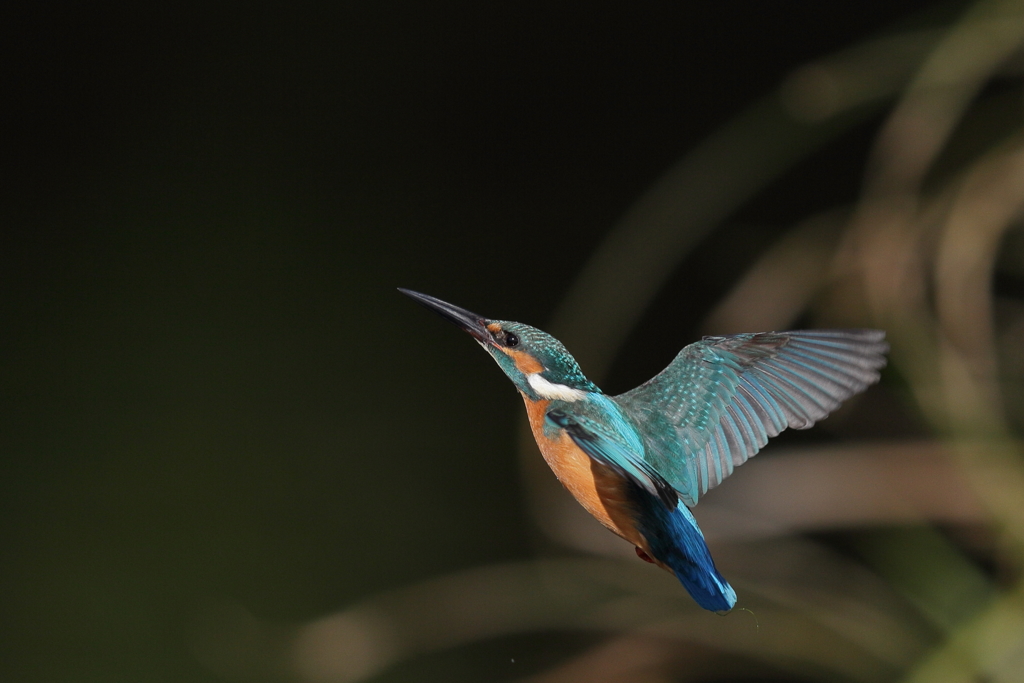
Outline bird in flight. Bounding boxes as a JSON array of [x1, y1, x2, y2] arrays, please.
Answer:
[[400, 289, 888, 613]]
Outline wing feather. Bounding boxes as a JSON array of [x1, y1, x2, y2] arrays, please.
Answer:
[[545, 407, 679, 509], [614, 329, 888, 505]]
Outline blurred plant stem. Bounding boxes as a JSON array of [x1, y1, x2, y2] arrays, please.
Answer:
[[852, 527, 993, 630], [838, 0, 1024, 678], [901, 583, 1024, 683], [200, 1, 1024, 679]]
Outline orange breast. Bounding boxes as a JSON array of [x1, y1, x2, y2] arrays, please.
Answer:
[[522, 395, 645, 548]]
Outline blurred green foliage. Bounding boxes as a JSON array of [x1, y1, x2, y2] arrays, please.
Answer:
[[9, 1, 1024, 682]]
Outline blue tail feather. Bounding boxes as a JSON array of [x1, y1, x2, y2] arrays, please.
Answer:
[[665, 504, 736, 612], [635, 491, 736, 613]]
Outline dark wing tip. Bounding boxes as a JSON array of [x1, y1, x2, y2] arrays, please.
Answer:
[[651, 477, 679, 509]]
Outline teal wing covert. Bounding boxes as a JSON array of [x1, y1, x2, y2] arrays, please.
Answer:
[[613, 330, 889, 506]]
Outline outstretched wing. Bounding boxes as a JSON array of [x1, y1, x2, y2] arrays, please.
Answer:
[[614, 330, 888, 506]]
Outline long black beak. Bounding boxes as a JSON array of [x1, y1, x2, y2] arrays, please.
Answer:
[[398, 289, 491, 343]]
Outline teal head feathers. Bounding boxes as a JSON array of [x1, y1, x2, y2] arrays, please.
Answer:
[[399, 289, 598, 400]]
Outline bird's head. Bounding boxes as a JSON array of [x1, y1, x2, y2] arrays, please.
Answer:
[[400, 289, 598, 401]]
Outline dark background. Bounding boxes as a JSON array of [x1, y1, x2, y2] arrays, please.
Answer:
[[1, 2, 946, 681]]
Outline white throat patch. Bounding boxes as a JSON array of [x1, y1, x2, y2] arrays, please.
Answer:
[[527, 373, 587, 402]]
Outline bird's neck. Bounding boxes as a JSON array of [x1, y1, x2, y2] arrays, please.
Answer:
[[493, 347, 599, 401], [525, 372, 592, 402]]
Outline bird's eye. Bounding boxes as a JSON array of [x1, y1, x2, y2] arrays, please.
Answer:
[[505, 332, 520, 347]]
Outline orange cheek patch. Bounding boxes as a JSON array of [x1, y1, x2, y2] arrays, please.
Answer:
[[507, 349, 544, 374], [487, 324, 544, 374]]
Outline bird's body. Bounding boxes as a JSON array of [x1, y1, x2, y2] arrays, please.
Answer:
[[524, 393, 644, 545], [400, 289, 888, 613]]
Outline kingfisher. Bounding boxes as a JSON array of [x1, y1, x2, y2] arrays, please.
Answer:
[[399, 289, 888, 613]]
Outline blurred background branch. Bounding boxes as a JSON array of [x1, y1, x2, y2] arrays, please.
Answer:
[[7, 0, 1024, 681], [191, 0, 1024, 680], [263, 1, 1024, 680]]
